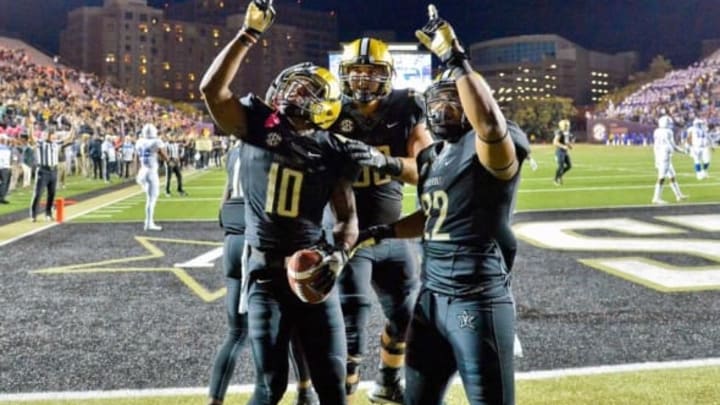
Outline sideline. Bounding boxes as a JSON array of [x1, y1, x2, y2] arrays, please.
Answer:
[[0, 170, 208, 247], [1, 357, 719, 401], [0, 185, 143, 247]]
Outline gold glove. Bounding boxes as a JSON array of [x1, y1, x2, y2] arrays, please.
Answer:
[[415, 4, 467, 66], [243, 0, 276, 39]]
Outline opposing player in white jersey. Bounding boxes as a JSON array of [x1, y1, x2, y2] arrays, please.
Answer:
[[136, 123, 168, 231], [687, 118, 712, 180], [652, 115, 687, 204]]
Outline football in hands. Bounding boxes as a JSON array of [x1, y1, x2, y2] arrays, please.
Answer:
[[286, 248, 331, 304]]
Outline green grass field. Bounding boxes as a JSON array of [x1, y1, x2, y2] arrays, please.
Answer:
[[5, 144, 720, 404], [0, 173, 129, 217], [62, 144, 720, 223]]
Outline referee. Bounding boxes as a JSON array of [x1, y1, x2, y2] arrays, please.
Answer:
[[165, 136, 187, 197], [30, 125, 75, 222]]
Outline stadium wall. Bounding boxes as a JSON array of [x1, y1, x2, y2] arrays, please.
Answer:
[[586, 118, 655, 144]]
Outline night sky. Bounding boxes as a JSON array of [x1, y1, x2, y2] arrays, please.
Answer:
[[6, 0, 720, 68], [281, 0, 720, 68]]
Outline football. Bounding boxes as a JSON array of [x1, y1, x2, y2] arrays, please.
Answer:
[[286, 249, 329, 304]]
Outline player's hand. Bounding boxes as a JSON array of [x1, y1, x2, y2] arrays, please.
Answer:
[[242, 0, 276, 39], [350, 224, 395, 257], [346, 139, 403, 176], [415, 4, 467, 66], [309, 244, 349, 292]]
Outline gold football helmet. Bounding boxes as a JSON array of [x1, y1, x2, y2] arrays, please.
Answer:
[[266, 62, 342, 130], [339, 37, 394, 102]]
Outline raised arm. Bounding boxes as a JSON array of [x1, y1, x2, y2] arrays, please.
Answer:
[[416, 4, 517, 180], [199, 0, 276, 136]]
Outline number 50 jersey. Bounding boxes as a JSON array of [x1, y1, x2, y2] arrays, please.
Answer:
[[330, 89, 425, 227]]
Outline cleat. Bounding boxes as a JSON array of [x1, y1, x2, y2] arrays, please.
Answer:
[[45, 215, 54, 222], [676, 194, 688, 202], [179, 191, 188, 197], [165, 192, 172, 197], [144, 224, 163, 231], [293, 388, 320, 405], [368, 380, 404, 404], [651, 198, 667, 205]]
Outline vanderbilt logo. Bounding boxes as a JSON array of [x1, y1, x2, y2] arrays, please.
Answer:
[[266, 132, 282, 147], [457, 310, 476, 330], [339, 118, 354, 133]]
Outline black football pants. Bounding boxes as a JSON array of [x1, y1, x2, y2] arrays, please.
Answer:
[[30, 168, 57, 218], [208, 234, 248, 401], [405, 286, 515, 405], [245, 248, 347, 405], [338, 239, 419, 359]]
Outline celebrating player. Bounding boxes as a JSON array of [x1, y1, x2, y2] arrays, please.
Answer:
[[329, 36, 433, 403], [200, 1, 359, 403], [354, 5, 521, 403]]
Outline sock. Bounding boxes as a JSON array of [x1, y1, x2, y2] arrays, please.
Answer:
[[378, 328, 405, 384], [653, 183, 663, 201], [670, 181, 682, 197]]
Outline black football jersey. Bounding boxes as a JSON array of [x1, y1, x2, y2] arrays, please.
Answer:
[[239, 95, 360, 254], [329, 89, 425, 228], [554, 129, 574, 150], [220, 144, 246, 235], [417, 126, 523, 292]]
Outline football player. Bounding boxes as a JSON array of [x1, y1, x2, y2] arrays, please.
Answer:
[[207, 140, 321, 405], [687, 118, 712, 180], [200, 1, 359, 403], [352, 5, 521, 403], [328, 37, 433, 403], [135, 123, 167, 231], [552, 119, 573, 185], [652, 115, 687, 204], [207, 141, 248, 405]]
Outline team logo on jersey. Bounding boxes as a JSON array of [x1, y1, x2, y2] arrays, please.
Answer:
[[457, 310, 477, 330], [339, 119, 355, 133], [266, 132, 282, 147]]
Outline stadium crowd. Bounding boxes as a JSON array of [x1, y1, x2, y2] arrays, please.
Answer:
[[602, 49, 720, 132], [0, 46, 231, 206]]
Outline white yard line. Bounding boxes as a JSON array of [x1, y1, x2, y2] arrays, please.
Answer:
[[518, 181, 720, 193], [2, 357, 719, 402]]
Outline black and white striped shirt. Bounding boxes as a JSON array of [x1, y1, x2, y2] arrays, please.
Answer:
[[36, 141, 60, 168], [166, 142, 180, 160]]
